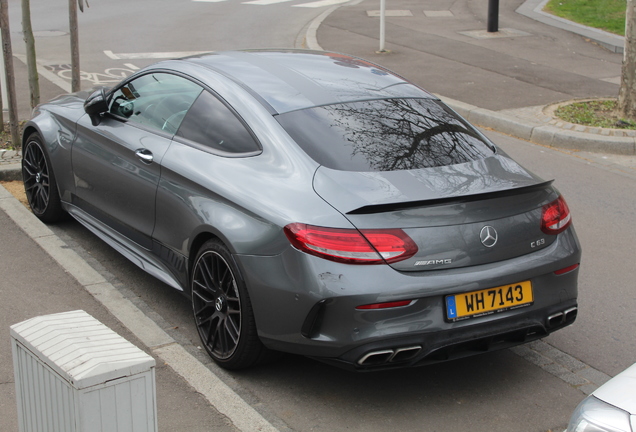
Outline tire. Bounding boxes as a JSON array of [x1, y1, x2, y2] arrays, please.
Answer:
[[22, 133, 65, 222], [191, 239, 273, 370]]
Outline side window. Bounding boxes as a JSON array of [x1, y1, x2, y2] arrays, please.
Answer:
[[176, 91, 260, 154], [109, 73, 203, 134]]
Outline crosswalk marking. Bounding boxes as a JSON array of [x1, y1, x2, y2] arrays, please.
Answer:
[[292, 0, 348, 7]]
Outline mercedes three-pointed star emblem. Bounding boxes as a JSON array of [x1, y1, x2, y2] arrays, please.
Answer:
[[480, 226, 498, 248]]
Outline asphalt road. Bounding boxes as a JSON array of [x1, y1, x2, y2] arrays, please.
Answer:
[[486, 133, 636, 379], [5, 0, 636, 431]]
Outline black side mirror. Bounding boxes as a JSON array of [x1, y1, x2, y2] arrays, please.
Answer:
[[84, 88, 108, 126]]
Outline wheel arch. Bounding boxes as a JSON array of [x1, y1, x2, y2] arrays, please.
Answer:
[[186, 229, 244, 295], [21, 124, 42, 151]]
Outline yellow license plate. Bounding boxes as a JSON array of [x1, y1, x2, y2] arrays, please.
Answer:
[[445, 281, 533, 322]]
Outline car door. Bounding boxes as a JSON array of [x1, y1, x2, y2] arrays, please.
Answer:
[[71, 72, 203, 249]]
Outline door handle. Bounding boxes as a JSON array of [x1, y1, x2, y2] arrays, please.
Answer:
[[135, 148, 154, 164]]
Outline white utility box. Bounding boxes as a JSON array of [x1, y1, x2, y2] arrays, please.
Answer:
[[11, 310, 157, 432]]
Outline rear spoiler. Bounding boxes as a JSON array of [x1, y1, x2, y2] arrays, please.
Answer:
[[347, 180, 554, 215]]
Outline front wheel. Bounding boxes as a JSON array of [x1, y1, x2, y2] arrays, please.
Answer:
[[22, 133, 65, 222], [191, 239, 272, 370]]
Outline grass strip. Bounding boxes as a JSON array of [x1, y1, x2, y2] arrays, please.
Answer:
[[554, 100, 636, 129], [544, 0, 626, 36]]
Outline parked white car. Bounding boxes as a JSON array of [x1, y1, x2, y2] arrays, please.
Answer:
[[567, 363, 636, 432]]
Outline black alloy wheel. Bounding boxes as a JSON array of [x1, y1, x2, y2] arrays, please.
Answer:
[[22, 133, 64, 222], [191, 240, 269, 369]]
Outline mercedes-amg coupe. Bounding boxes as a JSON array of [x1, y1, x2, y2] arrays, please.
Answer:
[[22, 50, 581, 371]]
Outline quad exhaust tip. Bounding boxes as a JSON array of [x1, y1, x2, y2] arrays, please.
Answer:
[[358, 346, 422, 366]]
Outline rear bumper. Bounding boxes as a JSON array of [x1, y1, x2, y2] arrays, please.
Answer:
[[237, 227, 581, 369], [315, 300, 577, 371]]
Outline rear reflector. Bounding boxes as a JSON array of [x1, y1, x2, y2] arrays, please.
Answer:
[[356, 300, 413, 310], [541, 195, 572, 235], [284, 223, 418, 265], [554, 263, 579, 275]]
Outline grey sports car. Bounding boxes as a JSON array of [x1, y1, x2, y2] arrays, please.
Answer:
[[22, 50, 581, 371]]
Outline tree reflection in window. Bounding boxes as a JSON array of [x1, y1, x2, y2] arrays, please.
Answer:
[[277, 98, 495, 172]]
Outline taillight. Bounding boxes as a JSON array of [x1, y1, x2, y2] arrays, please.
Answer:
[[541, 195, 572, 235], [284, 223, 418, 265]]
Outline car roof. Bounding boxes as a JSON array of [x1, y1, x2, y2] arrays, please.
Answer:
[[182, 50, 435, 114]]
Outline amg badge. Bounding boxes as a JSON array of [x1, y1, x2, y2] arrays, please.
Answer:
[[415, 259, 452, 266]]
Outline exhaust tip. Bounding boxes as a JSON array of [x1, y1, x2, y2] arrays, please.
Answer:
[[564, 307, 578, 322], [358, 350, 394, 366], [391, 346, 421, 362], [547, 312, 564, 328]]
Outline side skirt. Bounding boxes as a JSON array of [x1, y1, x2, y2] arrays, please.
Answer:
[[63, 202, 185, 291]]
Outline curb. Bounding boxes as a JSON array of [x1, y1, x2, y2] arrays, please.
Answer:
[[440, 96, 636, 156], [0, 163, 21, 181]]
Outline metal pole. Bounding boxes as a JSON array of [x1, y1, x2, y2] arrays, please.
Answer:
[[487, 0, 499, 33], [379, 0, 386, 52]]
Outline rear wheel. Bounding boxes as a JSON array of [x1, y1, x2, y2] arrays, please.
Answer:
[[22, 133, 65, 222], [191, 239, 272, 369]]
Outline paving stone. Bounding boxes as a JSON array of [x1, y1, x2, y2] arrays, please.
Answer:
[[552, 350, 588, 372], [527, 340, 551, 353], [522, 349, 554, 367], [542, 363, 589, 386], [509, 345, 532, 357], [577, 384, 599, 396], [576, 368, 612, 387]]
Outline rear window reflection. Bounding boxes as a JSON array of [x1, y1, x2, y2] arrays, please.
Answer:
[[276, 98, 495, 172]]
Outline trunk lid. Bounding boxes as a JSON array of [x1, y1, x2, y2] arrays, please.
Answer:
[[313, 155, 559, 271]]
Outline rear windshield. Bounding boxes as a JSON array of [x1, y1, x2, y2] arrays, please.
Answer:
[[276, 98, 495, 172]]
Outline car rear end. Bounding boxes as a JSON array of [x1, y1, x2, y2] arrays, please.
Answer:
[[262, 96, 581, 370]]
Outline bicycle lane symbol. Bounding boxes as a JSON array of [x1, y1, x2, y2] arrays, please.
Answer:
[[43, 64, 135, 86]]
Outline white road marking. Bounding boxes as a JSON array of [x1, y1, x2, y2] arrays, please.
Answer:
[[192, 0, 229, 2], [13, 54, 71, 93], [104, 50, 210, 60], [423, 10, 454, 17], [366, 9, 413, 17], [601, 76, 621, 85], [293, 0, 349, 8], [242, 0, 295, 5], [124, 63, 140, 70]]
